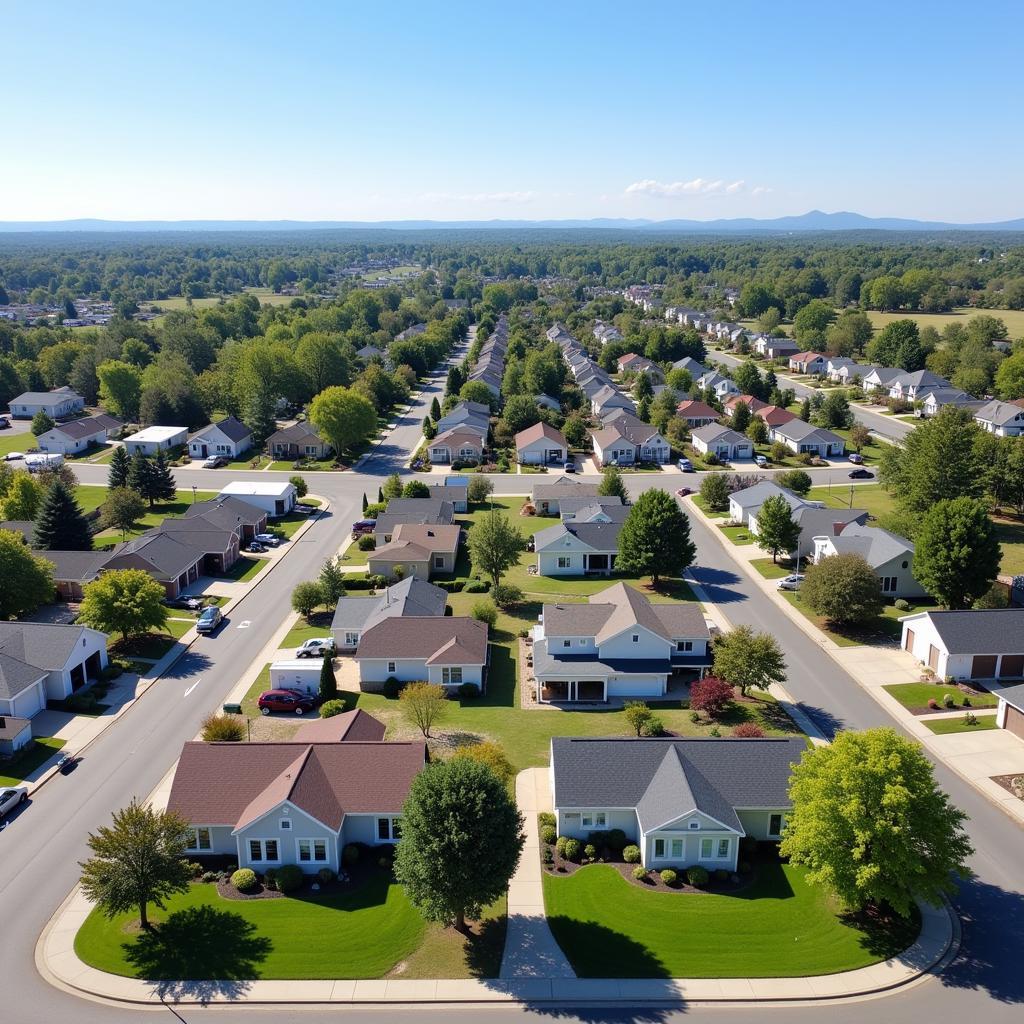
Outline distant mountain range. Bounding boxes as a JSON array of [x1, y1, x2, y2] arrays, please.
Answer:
[[2, 211, 1024, 233]]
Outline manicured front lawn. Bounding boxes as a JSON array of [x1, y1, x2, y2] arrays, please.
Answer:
[[162, 618, 195, 639], [924, 714, 998, 735], [689, 495, 728, 518], [543, 860, 919, 979], [280, 615, 333, 649], [882, 683, 997, 713], [267, 512, 312, 540], [80, 486, 220, 543], [110, 632, 178, 661], [0, 737, 65, 786], [74, 873, 426, 980], [805, 484, 895, 521], [750, 558, 790, 580], [719, 523, 755, 545], [993, 513, 1024, 576]]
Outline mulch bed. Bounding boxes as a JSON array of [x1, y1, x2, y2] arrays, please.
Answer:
[[214, 857, 387, 901], [991, 773, 1024, 801]]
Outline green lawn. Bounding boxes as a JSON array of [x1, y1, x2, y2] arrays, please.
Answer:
[[718, 523, 755, 545], [0, 737, 65, 786], [110, 633, 178, 661], [267, 512, 311, 540], [689, 495, 728, 518], [831, 428, 891, 464], [215, 555, 269, 583], [147, 287, 297, 314], [79, 486, 219, 543], [805, 484, 895, 520], [994, 514, 1024, 575], [280, 614, 334, 649], [865, 306, 1024, 338], [74, 873, 426, 980], [882, 683, 998, 712], [924, 714, 998, 735], [163, 618, 196, 639], [750, 558, 790, 580], [0, 432, 31, 458], [543, 860, 919, 978]]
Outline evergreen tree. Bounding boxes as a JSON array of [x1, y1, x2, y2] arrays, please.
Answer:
[[128, 452, 157, 508], [382, 472, 403, 500], [799, 397, 811, 421], [108, 444, 131, 489], [150, 449, 177, 504], [597, 465, 629, 503], [318, 656, 338, 703], [617, 489, 695, 585], [31, 409, 55, 436], [430, 396, 441, 421], [731, 400, 751, 433], [32, 480, 93, 551], [362, 492, 368, 513]]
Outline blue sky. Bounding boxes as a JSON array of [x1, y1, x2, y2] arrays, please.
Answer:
[[3, 1, 1022, 222]]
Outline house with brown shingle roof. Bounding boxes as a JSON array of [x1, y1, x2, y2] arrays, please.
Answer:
[[367, 523, 461, 579], [167, 740, 426, 872], [675, 399, 720, 428], [515, 421, 568, 465], [355, 617, 489, 693]]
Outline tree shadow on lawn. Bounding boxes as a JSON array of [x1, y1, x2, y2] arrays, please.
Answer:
[[463, 914, 508, 979], [123, 905, 271, 1001], [541, 917, 671, 979]]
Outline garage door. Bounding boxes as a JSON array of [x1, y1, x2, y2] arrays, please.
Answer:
[[13, 683, 44, 718], [1005, 706, 1024, 741], [971, 655, 998, 679], [999, 655, 1024, 679]]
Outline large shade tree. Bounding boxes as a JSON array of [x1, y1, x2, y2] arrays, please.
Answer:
[[616, 489, 695, 585], [308, 386, 378, 457], [78, 569, 168, 640], [800, 552, 885, 625]]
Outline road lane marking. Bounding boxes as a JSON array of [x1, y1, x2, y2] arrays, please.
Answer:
[[237, 620, 251, 629], [183, 679, 202, 697]]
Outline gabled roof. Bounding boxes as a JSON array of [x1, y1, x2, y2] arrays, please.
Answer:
[[551, 737, 805, 821], [0, 622, 107, 700], [9, 389, 84, 408], [557, 496, 624, 517], [431, 427, 485, 449], [772, 418, 843, 444], [789, 351, 824, 362], [167, 741, 426, 831], [357, 616, 488, 663], [292, 709, 386, 743], [819, 522, 913, 568], [533, 478, 599, 501], [34, 548, 108, 582], [266, 421, 326, 445], [515, 421, 567, 448], [45, 413, 121, 440], [533, 520, 623, 553], [676, 399, 720, 420], [594, 411, 665, 447], [730, 480, 807, 513], [374, 498, 454, 538], [103, 532, 204, 579], [378, 523, 460, 555], [755, 404, 795, 427], [902, 608, 1024, 655], [975, 399, 1024, 427], [192, 415, 252, 443], [724, 394, 766, 413], [691, 423, 748, 446], [184, 496, 266, 529]]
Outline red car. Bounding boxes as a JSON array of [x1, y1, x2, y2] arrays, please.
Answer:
[[257, 689, 316, 715], [675, 487, 693, 498]]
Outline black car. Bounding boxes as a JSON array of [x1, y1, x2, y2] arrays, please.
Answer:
[[165, 596, 203, 611], [848, 468, 875, 480]]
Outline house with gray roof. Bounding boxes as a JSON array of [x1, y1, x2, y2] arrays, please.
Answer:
[[373, 498, 455, 543], [36, 413, 121, 456], [266, 421, 332, 461], [590, 411, 670, 466], [590, 384, 636, 419], [0, 622, 109, 718], [900, 608, 1024, 682], [534, 519, 623, 577], [7, 388, 85, 419], [812, 522, 925, 598], [887, 370, 952, 403], [995, 683, 1024, 740], [672, 356, 707, 377], [187, 416, 253, 460], [330, 577, 446, 650], [918, 388, 986, 418], [769, 417, 846, 458], [435, 401, 489, 437], [550, 736, 804, 870], [556, 496, 625, 522], [532, 477, 600, 516], [974, 399, 1024, 437], [532, 582, 711, 703], [690, 423, 753, 462]]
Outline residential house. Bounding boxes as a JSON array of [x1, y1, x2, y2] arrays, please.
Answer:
[[355, 344, 385, 361], [722, 394, 767, 416], [435, 400, 489, 437], [556, 496, 625, 522], [428, 427, 485, 465], [395, 323, 427, 342], [355, 617, 489, 691], [0, 715, 32, 756], [367, 523, 461, 580], [590, 384, 636, 419], [36, 413, 120, 456], [900, 609, 1024, 681], [373, 498, 455, 543], [531, 582, 712, 703], [974, 399, 1024, 437], [290, 709, 386, 743], [617, 353, 665, 383], [590, 412, 670, 466], [754, 404, 796, 429], [515, 422, 568, 466], [102, 532, 220, 596], [166, 740, 427, 872], [218, 481, 297, 518], [690, 424, 753, 461], [672, 357, 707, 378], [330, 577, 446, 651], [811, 523, 926, 598], [696, 370, 739, 400], [832, 362, 877, 387], [122, 425, 188, 455], [675, 399, 721, 428], [550, 736, 804, 870], [7, 388, 85, 419], [918, 389, 985, 418], [825, 357, 858, 382], [534, 520, 622, 577], [187, 416, 253, 460], [0, 622, 109, 718], [788, 352, 826, 374], [534, 394, 562, 413], [887, 370, 952, 403], [995, 684, 1024, 740], [860, 366, 903, 393], [532, 477, 600, 516], [769, 418, 846, 458], [593, 320, 622, 344], [754, 337, 798, 360], [38, 549, 109, 600], [265, 422, 332, 461], [428, 475, 468, 513]]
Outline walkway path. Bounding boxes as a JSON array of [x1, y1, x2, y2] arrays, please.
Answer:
[[499, 768, 575, 979]]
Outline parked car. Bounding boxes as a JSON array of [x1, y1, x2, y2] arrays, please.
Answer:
[[196, 606, 223, 634], [294, 503, 317, 515], [165, 596, 202, 611], [351, 519, 376, 539], [257, 689, 316, 715], [675, 487, 693, 498], [296, 637, 336, 658], [0, 417, 9, 430], [248, 541, 266, 553], [754, 455, 768, 468], [3, 452, 24, 462], [848, 453, 864, 464], [254, 533, 280, 547], [563, 460, 576, 473], [202, 455, 227, 468], [57, 753, 80, 775], [0, 786, 28, 818], [848, 468, 875, 480], [777, 574, 805, 591], [677, 457, 693, 472]]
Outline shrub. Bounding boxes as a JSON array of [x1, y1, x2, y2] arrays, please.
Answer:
[[540, 825, 557, 845], [632, 865, 648, 881], [709, 726, 721, 737], [66, 692, 98, 712], [584, 843, 597, 861], [185, 860, 203, 878], [964, 711, 978, 726], [555, 836, 569, 857], [317, 867, 336, 885], [622, 844, 641, 864], [942, 693, 956, 708], [640, 715, 664, 737], [563, 838, 583, 862], [231, 868, 257, 892], [690, 710, 701, 723], [660, 869, 678, 887], [382, 677, 402, 698], [607, 828, 628, 851], [342, 844, 360, 866], [690, 676, 734, 717], [471, 600, 498, 627], [893, 598, 910, 611], [492, 582, 524, 608], [200, 870, 220, 883], [319, 699, 346, 718], [686, 866, 709, 887], [263, 867, 278, 890], [457, 682, 480, 700], [587, 830, 609, 849], [927, 698, 940, 710], [714, 868, 730, 882], [538, 811, 556, 829], [542, 847, 554, 865], [357, 535, 376, 551], [201, 713, 245, 742], [275, 864, 304, 893], [732, 722, 766, 738]]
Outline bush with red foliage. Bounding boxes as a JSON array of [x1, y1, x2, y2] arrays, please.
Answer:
[[731, 722, 766, 738], [689, 676, 734, 718]]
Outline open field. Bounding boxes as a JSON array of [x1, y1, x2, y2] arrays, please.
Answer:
[[146, 287, 297, 314], [865, 306, 1024, 338]]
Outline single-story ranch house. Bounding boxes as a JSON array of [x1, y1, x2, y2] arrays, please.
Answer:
[[265, 422, 332, 461], [188, 416, 253, 460], [532, 478, 599, 516], [515, 422, 568, 466], [7, 387, 85, 420], [331, 578, 446, 651], [36, 413, 120, 456], [367, 523, 461, 579], [122, 425, 188, 455], [769, 419, 846, 458], [551, 736, 805, 870], [218, 481, 297, 518], [533, 519, 622, 577], [900, 609, 1024, 682]]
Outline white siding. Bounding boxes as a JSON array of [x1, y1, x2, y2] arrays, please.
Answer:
[[598, 626, 671, 660], [606, 674, 668, 697], [358, 657, 430, 685], [426, 663, 484, 687], [556, 808, 637, 840]]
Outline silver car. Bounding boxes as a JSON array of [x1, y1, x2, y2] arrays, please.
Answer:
[[0, 786, 28, 818], [777, 574, 805, 591]]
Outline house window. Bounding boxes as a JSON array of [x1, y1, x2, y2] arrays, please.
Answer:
[[688, 821, 700, 830], [248, 839, 279, 862], [557, 556, 571, 569], [632, 634, 639, 643], [717, 839, 730, 859], [442, 667, 462, 685], [387, 661, 396, 674], [768, 814, 784, 838], [280, 819, 292, 831], [563, 640, 571, 648], [297, 839, 328, 863], [377, 817, 401, 841], [676, 640, 693, 652], [700, 838, 713, 859], [434, 555, 445, 569], [654, 838, 666, 858], [670, 839, 684, 858], [581, 812, 606, 828], [304, 445, 318, 455], [345, 632, 359, 646], [880, 576, 897, 593], [187, 827, 211, 851]]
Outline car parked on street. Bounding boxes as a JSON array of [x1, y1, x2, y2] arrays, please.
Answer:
[[196, 606, 223, 634], [675, 487, 692, 498], [296, 637, 336, 658], [0, 786, 28, 818], [777, 574, 805, 591], [848, 468, 875, 479], [257, 689, 316, 715]]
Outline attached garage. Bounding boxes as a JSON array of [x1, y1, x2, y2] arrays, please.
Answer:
[[971, 655, 998, 679], [900, 609, 1024, 683], [7, 680, 46, 719], [999, 654, 1024, 679], [996, 684, 1024, 742], [1005, 705, 1024, 741]]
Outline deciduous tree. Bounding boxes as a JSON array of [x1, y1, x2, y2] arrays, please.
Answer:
[[699, 473, 730, 512], [623, 700, 654, 737], [616, 489, 695, 585], [712, 626, 786, 697], [754, 494, 801, 563], [101, 487, 146, 543], [399, 681, 448, 738], [308, 386, 378, 457], [291, 580, 326, 620], [78, 569, 168, 641], [597, 465, 629, 503], [0, 530, 55, 618], [467, 510, 526, 590], [801, 552, 884, 624]]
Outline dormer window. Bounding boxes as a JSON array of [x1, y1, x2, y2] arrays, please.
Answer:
[[632, 634, 639, 643]]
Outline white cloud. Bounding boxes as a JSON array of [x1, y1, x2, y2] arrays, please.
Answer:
[[420, 190, 538, 204], [624, 178, 769, 199]]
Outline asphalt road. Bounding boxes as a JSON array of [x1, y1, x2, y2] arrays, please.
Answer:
[[3, 333, 1021, 1023], [704, 349, 913, 443]]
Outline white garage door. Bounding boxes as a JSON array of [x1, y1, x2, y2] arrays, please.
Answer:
[[608, 675, 666, 698], [12, 682, 44, 718]]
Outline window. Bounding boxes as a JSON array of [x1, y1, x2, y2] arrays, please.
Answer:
[[377, 817, 401, 841], [671, 839, 684, 858], [718, 839, 730, 858], [688, 821, 700, 830], [654, 838, 666, 858], [279, 819, 292, 831], [768, 814, 784, 838], [581, 812, 606, 829], [880, 576, 897, 593], [441, 666, 462, 685], [387, 661, 396, 674], [700, 838, 713, 859], [304, 445, 318, 455], [557, 556, 571, 569], [297, 839, 328, 863], [434, 555, 445, 569], [345, 632, 359, 646], [632, 634, 639, 643], [563, 639, 571, 648], [187, 827, 211, 851], [676, 640, 693, 652], [248, 839, 279, 862]]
